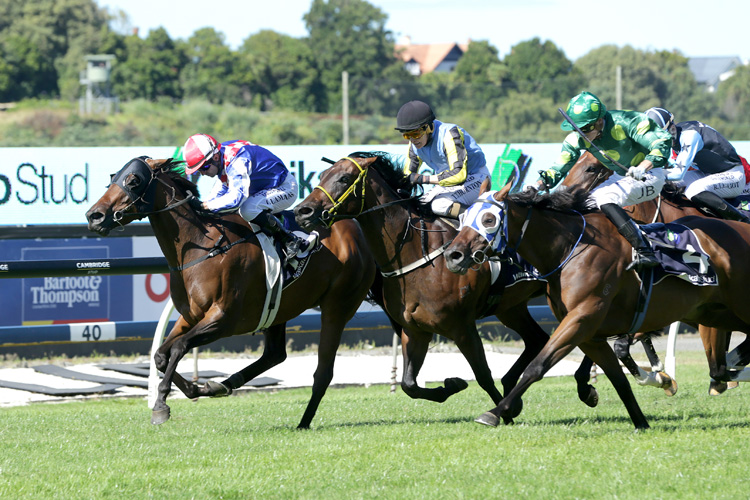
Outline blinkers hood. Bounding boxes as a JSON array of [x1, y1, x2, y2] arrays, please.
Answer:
[[110, 156, 158, 214]]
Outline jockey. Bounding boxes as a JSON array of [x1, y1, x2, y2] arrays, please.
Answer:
[[395, 100, 490, 218], [644, 107, 750, 223], [537, 91, 673, 271], [182, 133, 317, 259]]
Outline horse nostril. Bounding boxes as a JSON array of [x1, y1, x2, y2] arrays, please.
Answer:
[[296, 205, 312, 216], [447, 250, 464, 263], [87, 211, 103, 222]]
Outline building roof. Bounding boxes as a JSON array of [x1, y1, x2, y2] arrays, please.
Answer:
[[688, 56, 743, 88], [394, 39, 470, 74]]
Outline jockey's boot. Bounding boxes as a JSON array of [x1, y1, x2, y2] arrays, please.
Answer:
[[692, 191, 750, 223], [601, 203, 659, 272], [252, 211, 318, 260]]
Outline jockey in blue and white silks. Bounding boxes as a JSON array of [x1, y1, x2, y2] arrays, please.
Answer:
[[183, 133, 317, 259]]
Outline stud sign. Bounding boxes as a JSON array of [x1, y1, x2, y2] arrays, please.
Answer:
[[69, 322, 117, 342]]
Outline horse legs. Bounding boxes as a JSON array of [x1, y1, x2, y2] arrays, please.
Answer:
[[152, 309, 227, 424], [580, 339, 650, 429], [701, 326, 733, 395], [153, 316, 205, 400], [202, 323, 288, 397], [574, 356, 599, 407], [296, 312, 347, 430], [452, 325, 503, 405], [613, 336, 677, 396], [495, 305, 548, 399], [400, 329, 469, 403]]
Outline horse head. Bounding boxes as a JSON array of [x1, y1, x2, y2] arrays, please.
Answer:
[[560, 151, 612, 192], [295, 153, 409, 230], [444, 180, 509, 274], [86, 157, 192, 235]]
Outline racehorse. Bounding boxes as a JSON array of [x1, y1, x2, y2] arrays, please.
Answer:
[[85, 157, 376, 428], [444, 182, 750, 428], [562, 152, 749, 394], [294, 153, 551, 420]]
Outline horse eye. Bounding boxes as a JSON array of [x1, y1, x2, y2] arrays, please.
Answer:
[[586, 166, 596, 173], [481, 213, 497, 228], [126, 174, 141, 187], [338, 176, 352, 185]]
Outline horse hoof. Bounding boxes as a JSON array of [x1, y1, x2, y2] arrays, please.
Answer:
[[151, 408, 171, 425], [727, 381, 740, 390], [444, 377, 469, 394], [709, 380, 728, 396], [205, 380, 233, 397], [474, 412, 500, 427], [581, 386, 599, 408], [661, 374, 678, 396]]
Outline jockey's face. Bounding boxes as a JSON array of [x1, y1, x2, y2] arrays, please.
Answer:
[[581, 118, 603, 142], [405, 123, 433, 149], [198, 154, 221, 177]]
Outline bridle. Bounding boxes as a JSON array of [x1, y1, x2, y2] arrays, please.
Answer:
[[314, 156, 421, 226], [110, 157, 196, 227], [314, 156, 368, 227]]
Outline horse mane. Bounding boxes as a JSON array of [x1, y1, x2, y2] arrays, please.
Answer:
[[508, 186, 596, 214], [159, 158, 201, 198], [348, 151, 430, 213]]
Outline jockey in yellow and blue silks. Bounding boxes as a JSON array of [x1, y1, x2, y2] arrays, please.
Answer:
[[183, 133, 317, 259], [395, 100, 490, 218], [537, 91, 673, 272]]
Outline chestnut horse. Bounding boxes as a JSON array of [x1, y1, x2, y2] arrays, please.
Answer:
[[445, 183, 750, 429], [562, 152, 750, 394], [86, 157, 376, 428], [294, 152, 551, 421]]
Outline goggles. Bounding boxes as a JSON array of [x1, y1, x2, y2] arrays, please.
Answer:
[[402, 124, 430, 141], [579, 122, 597, 133]]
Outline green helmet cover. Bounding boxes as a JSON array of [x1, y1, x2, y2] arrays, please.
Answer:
[[561, 91, 607, 131]]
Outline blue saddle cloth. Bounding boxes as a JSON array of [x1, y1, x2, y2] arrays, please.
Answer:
[[641, 222, 718, 286], [497, 249, 543, 286]]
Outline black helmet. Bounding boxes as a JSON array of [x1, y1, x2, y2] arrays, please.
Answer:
[[644, 107, 674, 130], [395, 100, 435, 131]]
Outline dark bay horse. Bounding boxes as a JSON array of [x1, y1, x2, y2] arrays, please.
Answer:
[[294, 153, 551, 420], [445, 183, 750, 429], [85, 157, 376, 428], [562, 151, 749, 394]]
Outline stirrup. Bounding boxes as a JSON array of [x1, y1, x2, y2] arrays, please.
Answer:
[[626, 251, 659, 272]]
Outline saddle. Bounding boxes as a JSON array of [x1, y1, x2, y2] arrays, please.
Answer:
[[640, 222, 717, 286]]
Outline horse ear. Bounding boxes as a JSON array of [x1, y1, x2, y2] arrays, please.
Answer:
[[494, 181, 512, 202], [479, 176, 491, 195]]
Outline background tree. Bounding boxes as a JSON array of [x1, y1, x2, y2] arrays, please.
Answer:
[[303, 0, 408, 114], [503, 37, 582, 103], [452, 40, 507, 112], [179, 28, 242, 104], [110, 28, 186, 101], [237, 30, 324, 112]]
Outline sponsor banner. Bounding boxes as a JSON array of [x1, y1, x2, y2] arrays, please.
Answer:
[[132, 236, 179, 322], [3, 142, 750, 228], [0, 143, 573, 227], [0, 238, 134, 326]]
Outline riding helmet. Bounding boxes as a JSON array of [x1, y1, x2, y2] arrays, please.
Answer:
[[395, 100, 436, 131], [644, 107, 674, 130], [183, 133, 220, 174], [561, 91, 607, 131]]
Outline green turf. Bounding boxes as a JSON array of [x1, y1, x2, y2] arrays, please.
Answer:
[[1, 351, 749, 499]]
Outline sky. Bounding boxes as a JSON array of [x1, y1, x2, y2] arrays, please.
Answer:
[[97, 0, 749, 63]]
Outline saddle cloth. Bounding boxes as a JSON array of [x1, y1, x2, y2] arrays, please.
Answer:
[[249, 211, 322, 332], [641, 222, 718, 286]]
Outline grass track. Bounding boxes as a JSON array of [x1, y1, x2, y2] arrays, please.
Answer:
[[2, 351, 750, 499]]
